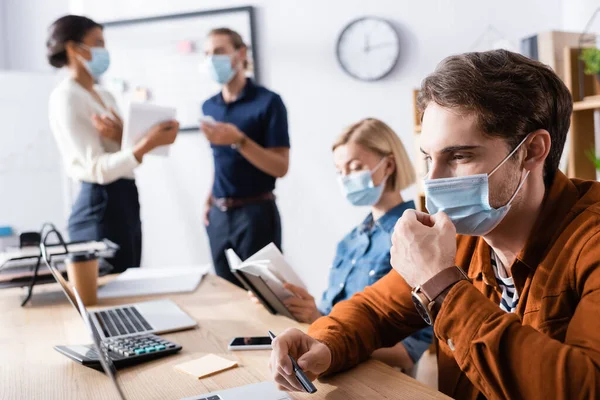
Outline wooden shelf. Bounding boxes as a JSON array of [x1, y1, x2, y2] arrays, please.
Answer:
[[573, 97, 600, 111], [564, 47, 598, 180]]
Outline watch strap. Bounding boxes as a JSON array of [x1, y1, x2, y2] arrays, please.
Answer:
[[231, 134, 247, 150], [421, 266, 470, 303]]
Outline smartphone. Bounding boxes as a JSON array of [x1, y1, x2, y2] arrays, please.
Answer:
[[228, 336, 272, 351], [199, 115, 216, 126]]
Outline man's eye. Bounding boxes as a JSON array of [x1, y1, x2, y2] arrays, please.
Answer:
[[452, 154, 470, 162]]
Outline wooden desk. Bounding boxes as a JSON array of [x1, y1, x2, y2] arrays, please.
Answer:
[[0, 274, 450, 400]]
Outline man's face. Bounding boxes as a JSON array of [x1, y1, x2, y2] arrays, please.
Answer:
[[420, 102, 524, 209], [204, 34, 241, 68]]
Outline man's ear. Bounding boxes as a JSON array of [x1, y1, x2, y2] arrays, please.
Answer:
[[522, 130, 551, 172], [238, 46, 248, 69]]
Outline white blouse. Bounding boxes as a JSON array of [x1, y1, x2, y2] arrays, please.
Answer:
[[49, 78, 139, 184]]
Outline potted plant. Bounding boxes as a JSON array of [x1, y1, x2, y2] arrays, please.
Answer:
[[580, 48, 600, 85], [586, 149, 600, 179]]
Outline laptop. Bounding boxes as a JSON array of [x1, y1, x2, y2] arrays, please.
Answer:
[[42, 249, 197, 339], [71, 287, 292, 400]]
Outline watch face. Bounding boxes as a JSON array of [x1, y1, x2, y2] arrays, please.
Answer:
[[411, 293, 433, 326], [336, 17, 401, 81]]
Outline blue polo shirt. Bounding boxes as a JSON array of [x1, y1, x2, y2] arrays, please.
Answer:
[[202, 79, 290, 198]]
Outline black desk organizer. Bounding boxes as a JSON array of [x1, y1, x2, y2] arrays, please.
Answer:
[[0, 223, 118, 306]]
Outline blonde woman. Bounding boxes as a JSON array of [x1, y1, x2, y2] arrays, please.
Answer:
[[254, 118, 433, 371]]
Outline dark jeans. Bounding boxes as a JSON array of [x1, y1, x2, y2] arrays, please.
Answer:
[[68, 179, 142, 273], [206, 200, 282, 287]]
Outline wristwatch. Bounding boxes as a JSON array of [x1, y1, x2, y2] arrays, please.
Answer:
[[411, 266, 470, 326], [231, 134, 247, 150]]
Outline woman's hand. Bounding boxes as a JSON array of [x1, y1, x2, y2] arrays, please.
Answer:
[[133, 120, 180, 162], [92, 108, 123, 143], [145, 120, 180, 147], [371, 342, 415, 372], [282, 283, 323, 323], [247, 290, 261, 304]]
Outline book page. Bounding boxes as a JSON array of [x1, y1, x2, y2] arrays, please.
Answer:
[[245, 243, 305, 288]]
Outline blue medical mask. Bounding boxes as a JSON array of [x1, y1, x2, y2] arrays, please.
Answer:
[[338, 158, 388, 206], [207, 54, 236, 85], [424, 136, 530, 236], [78, 45, 110, 78]]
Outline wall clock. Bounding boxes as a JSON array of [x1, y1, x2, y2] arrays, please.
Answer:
[[336, 17, 401, 81]]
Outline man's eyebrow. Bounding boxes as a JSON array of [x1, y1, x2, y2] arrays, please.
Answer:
[[421, 145, 482, 155], [441, 145, 481, 153]]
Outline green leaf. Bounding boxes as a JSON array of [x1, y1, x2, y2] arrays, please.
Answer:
[[580, 48, 600, 75], [586, 148, 600, 170]]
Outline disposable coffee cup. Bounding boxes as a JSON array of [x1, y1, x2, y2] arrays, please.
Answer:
[[66, 251, 99, 306]]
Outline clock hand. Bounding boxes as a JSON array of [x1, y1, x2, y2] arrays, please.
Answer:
[[368, 42, 395, 51]]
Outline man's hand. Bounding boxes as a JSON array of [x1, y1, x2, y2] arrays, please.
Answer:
[[282, 283, 323, 323], [92, 108, 123, 143], [203, 199, 212, 226], [269, 328, 331, 392], [390, 210, 457, 288], [201, 122, 244, 146]]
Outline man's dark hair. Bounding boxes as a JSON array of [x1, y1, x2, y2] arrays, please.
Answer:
[[46, 15, 102, 68], [418, 49, 573, 187]]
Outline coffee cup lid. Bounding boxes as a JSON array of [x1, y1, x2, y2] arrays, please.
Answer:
[[67, 251, 98, 263]]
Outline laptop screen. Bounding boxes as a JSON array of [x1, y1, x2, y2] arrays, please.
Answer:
[[40, 244, 81, 315], [72, 286, 127, 400]]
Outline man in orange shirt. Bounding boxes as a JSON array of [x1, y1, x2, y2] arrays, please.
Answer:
[[269, 49, 600, 399]]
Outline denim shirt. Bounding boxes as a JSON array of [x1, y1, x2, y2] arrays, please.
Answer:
[[319, 200, 434, 362]]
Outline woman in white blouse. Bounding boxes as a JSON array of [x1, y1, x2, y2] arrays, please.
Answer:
[[46, 15, 180, 273]]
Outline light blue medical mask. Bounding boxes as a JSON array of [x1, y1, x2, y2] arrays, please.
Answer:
[[338, 158, 388, 206], [78, 45, 110, 78], [207, 54, 236, 85], [424, 135, 530, 236]]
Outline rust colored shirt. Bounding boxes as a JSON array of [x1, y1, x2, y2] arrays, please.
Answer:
[[308, 172, 600, 399]]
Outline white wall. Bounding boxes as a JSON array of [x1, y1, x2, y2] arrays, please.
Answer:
[[563, 0, 600, 32], [3, 0, 69, 71], [0, 71, 66, 234], [4, 0, 564, 297], [0, 0, 5, 69]]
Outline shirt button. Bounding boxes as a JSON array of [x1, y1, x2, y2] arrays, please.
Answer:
[[369, 270, 375, 277], [447, 338, 455, 351], [339, 282, 345, 289], [351, 259, 357, 265]]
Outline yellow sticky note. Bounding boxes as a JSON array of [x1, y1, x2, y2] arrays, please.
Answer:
[[175, 354, 238, 379]]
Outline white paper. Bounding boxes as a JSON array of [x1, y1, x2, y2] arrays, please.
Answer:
[[226, 244, 306, 301], [97, 265, 208, 299], [245, 243, 305, 288], [225, 249, 242, 270], [0, 241, 112, 269], [122, 102, 177, 156]]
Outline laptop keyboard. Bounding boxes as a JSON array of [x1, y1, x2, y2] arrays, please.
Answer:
[[96, 307, 153, 337]]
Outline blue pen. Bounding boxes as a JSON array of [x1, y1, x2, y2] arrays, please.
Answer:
[[268, 330, 317, 394]]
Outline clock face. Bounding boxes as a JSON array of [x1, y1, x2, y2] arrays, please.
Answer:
[[336, 17, 401, 81]]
